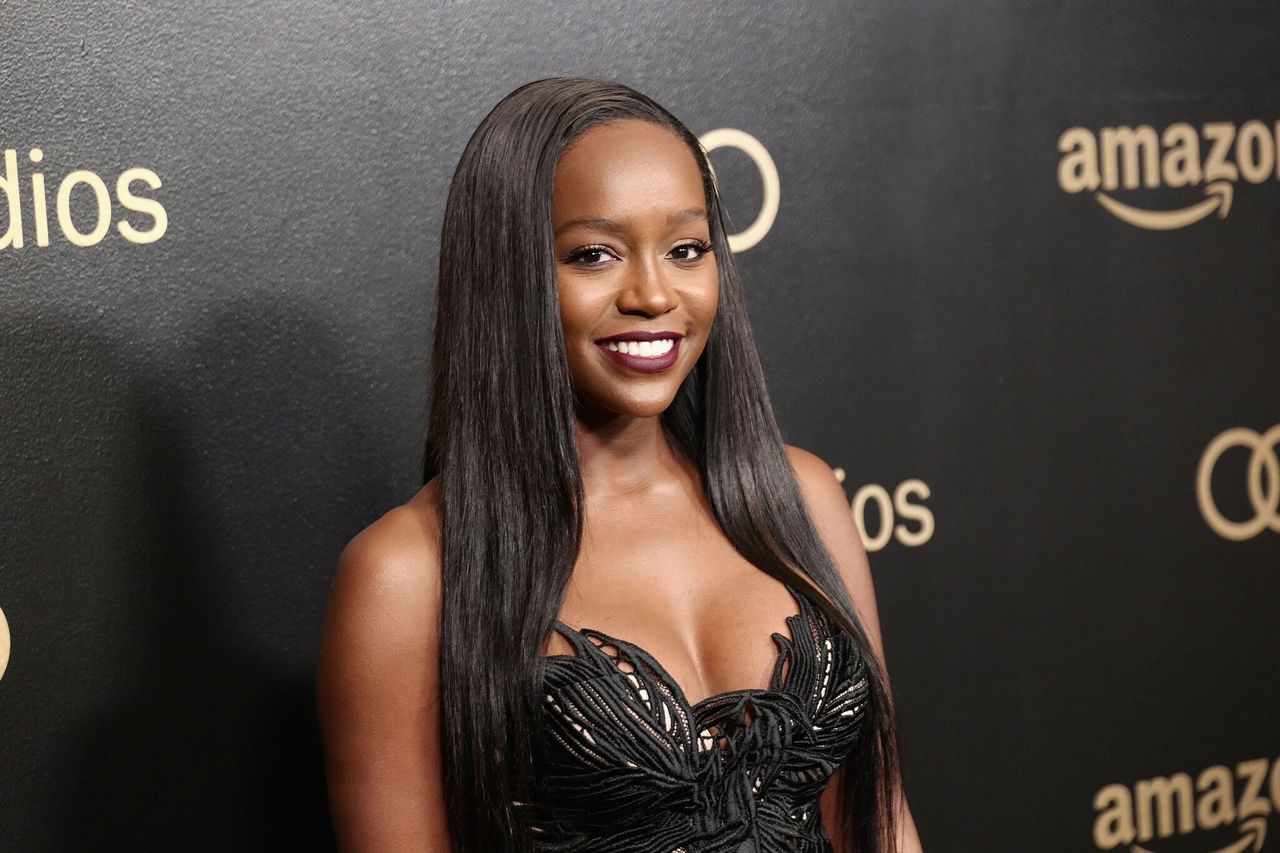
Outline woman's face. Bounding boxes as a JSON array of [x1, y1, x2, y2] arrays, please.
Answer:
[[551, 118, 719, 421]]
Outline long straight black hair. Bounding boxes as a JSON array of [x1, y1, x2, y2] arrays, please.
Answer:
[[422, 76, 901, 852]]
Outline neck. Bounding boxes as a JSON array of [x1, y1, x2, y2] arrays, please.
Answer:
[[573, 408, 691, 499]]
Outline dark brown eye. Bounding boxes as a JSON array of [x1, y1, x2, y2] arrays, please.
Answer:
[[564, 245, 617, 266], [669, 240, 712, 262]]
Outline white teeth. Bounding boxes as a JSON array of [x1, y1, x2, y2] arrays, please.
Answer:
[[604, 338, 676, 358]]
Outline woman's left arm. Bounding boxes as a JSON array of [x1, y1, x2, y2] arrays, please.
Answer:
[[786, 445, 924, 853]]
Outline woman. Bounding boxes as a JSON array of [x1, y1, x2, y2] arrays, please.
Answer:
[[317, 77, 923, 852]]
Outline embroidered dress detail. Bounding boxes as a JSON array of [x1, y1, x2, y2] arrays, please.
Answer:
[[525, 582, 869, 852]]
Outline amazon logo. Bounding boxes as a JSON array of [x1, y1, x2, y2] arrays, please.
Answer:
[[1093, 757, 1280, 852], [1058, 121, 1279, 229]]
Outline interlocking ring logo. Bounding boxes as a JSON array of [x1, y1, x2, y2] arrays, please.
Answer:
[[1196, 424, 1280, 540]]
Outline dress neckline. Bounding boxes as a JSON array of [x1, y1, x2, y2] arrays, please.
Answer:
[[544, 581, 822, 714]]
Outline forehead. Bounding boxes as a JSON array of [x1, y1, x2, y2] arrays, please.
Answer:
[[552, 119, 706, 222]]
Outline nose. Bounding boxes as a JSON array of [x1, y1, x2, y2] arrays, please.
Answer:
[[616, 253, 679, 317]]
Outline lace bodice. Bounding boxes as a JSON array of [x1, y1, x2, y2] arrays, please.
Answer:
[[525, 581, 869, 852]]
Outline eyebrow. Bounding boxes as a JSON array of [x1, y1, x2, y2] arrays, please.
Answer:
[[553, 207, 707, 238]]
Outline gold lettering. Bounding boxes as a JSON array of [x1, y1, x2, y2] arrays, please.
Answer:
[[29, 148, 49, 247], [1237, 758, 1272, 818], [0, 149, 23, 250], [1195, 765, 1235, 829], [851, 483, 893, 552], [893, 479, 934, 547], [1160, 123, 1202, 188], [1235, 120, 1274, 183], [1058, 127, 1100, 192], [1134, 773, 1194, 841], [1100, 126, 1161, 190], [1270, 755, 1280, 811], [56, 169, 112, 247], [1092, 784, 1135, 849], [116, 167, 168, 244], [1201, 122, 1239, 182]]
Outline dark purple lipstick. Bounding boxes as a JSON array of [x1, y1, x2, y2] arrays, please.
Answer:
[[594, 330, 684, 374]]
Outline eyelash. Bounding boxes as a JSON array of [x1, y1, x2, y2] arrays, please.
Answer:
[[562, 240, 714, 267]]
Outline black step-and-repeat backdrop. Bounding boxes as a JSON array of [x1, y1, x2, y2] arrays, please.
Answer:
[[3, 2, 1277, 850]]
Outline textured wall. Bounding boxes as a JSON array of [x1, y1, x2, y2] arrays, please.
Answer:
[[2, 1, 1278, 850]]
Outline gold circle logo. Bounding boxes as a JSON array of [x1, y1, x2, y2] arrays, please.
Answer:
[[0, 604, 10, 682], [698, 128, 780, 253], [1196, 424, 1280, 540]]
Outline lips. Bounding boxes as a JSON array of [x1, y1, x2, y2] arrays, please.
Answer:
[[594, 334, 682, 373]]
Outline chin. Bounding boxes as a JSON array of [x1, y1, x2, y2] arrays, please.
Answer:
[[603, 393, 679, 419], [615, 397, 675, 418]]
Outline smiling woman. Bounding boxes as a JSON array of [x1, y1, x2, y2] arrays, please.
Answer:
[[553, 119, 719, 403], [316, 77, 922, 853]]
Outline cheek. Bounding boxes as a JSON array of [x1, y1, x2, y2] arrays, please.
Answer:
[[556, 283, 593, 338], [556, 286, 606, 378], [694, 267, 720, 321]]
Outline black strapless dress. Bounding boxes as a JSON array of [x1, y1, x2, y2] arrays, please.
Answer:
[[526, 582, 869, 852]]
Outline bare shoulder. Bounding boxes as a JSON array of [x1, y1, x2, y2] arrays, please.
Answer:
[[782, 444, 887, 660], [783, 444, 848, 513], [315, 477, 452, 850], [322, 480, 443, 657], [335, 480, 441, 605], [783, 444, 862, 558]]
